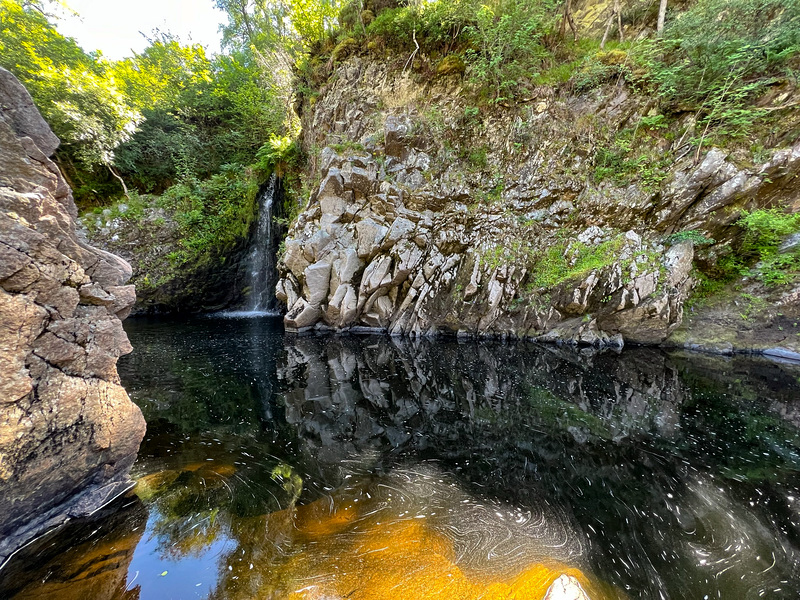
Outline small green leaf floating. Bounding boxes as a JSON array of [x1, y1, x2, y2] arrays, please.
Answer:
[[160, 571, 168, 577]]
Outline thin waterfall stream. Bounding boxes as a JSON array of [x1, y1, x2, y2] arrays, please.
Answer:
[[222, 174, 280, 317]]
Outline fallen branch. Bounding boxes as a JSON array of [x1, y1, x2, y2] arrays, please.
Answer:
[[107, 164, 129, 199]]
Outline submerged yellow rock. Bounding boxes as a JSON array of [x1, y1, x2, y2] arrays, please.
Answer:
[[227, 489, 618, 600]]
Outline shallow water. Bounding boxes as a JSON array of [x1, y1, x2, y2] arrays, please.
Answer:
[[2, 316, 800, 599]]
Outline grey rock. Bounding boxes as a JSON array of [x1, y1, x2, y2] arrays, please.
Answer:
[[0, 67, 60, 155], [0, 70, 145, 566], [384, 115, 412, 157], [305, 261, 332, 306]]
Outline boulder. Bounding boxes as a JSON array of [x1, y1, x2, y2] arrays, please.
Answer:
[[304, 260, 332, 306], [384, 115, 412, 157], [0, 68, 145, 565]]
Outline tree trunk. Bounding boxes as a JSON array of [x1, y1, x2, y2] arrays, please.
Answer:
[[107, 165, 129, 199], [657, 0, 668, 34], [600, 12, 614, 49], [559, 0, 578, 41], [615, 0, 624, 43]]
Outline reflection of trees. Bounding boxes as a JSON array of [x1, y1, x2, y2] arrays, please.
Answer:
[[116, 318, 314, 564], [39, 318, 800, 600], [135, 464, 233, 560], [118, 317, 287, 437]]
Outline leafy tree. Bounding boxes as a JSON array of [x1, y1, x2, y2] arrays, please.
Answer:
[[0, 0, 140, 192], [464, 0, 558, 101], [216, 0, 342, 56], [112, 34, 214, 110]]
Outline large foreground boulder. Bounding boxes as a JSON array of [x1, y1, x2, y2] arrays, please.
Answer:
[[0, 68, 146, 565]]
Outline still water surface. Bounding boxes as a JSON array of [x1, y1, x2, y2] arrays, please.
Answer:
[[2, 316, 800, 599]]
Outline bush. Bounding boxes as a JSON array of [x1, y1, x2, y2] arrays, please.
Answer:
[[161, 166, 259, 266], [738, 208, 800, 285], [573, 50, 632, 92], [331, 36, 360, 62], [464, 0, 558, 101], [664, 230, 715, 246], [641, 0, 800, 137], [436, 54, 466, 77]]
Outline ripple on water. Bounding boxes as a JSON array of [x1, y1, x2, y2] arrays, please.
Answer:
[[210, 462, 612, 600]]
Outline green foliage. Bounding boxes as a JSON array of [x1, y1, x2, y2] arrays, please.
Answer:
[[42, 66, 141, 169], [271, 463, 303, 507], [640, 0, 800, 138], [463, 0, 557, 101], [594, 129, 670, 191], [694, 208, 800, 300], [664, 230, 715, 246], [160, 167, 259, 267], [112, 108, 202, 193], [737, 292, 768, 321], [529, 234, 662, 290], [738, 208, 800, 285], [740, 208, 800, 248], [255, 134, 301, 179], [0, 0, 141, 173], [531, 237, 623, 289], [572, 48, 632, 92], [362, 0, 559, 101], [2, 1, 288, 205], [331, 36, 359, 62], [114, 43, 286, 193], [464, 146, 488, 169], [215, 0, 343, 57], [112, 35, 214, 109], [436, 54, 466, 76]]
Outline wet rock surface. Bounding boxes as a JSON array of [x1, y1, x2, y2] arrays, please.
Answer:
[[0, 68, 145, 565]]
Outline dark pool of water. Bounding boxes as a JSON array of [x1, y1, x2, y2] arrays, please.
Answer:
[[2, 316, 800, 599]]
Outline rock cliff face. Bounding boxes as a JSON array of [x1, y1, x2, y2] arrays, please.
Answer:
[[82, 205, 255, 314], [277, 57, 800, 348], [0, 68, 146, 565]]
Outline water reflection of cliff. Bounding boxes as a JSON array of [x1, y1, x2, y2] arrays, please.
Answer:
[[7, 319, 800, 600], [277, 336, 800, 598]]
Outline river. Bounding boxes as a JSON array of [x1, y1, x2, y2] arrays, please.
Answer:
[[2, 315, 800, 599]]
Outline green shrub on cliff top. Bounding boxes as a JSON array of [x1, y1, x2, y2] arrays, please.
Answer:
[[362, 0, 557, 102], [642, 0, 800, 138]]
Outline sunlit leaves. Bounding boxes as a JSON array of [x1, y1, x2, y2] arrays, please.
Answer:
[[0, 0, 141, 171]]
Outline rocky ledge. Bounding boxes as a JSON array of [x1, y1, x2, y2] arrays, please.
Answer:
[[277, 57, 800, 350], [0, 68, 146, 566]]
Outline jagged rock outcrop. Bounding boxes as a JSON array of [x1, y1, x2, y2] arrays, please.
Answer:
[[278, 57, 800, 346], [0, 68, 146, 565]]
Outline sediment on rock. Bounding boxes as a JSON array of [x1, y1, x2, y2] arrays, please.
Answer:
[[0, 67, 146, 566]]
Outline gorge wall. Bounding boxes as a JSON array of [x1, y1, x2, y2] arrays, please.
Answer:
[[0, 68, 146, 565], [276, 57, 800, 352]]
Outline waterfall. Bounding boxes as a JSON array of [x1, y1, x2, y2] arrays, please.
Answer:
[[246, 175, 278, 313], [218, 175, 280, 317]]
